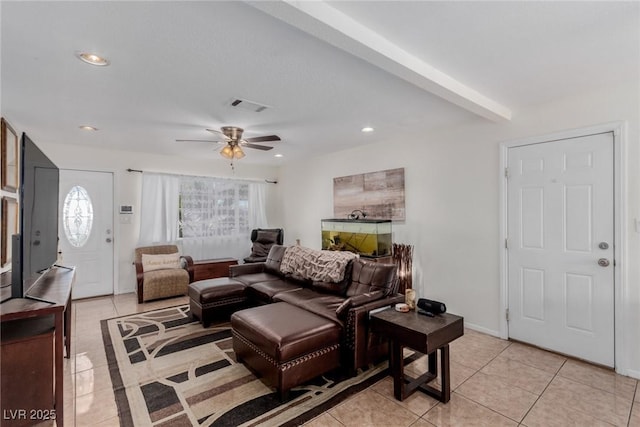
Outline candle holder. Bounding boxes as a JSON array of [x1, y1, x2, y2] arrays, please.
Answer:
[[405, 288, 416, 310]]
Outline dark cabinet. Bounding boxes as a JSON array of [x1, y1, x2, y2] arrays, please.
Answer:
[[193, 258, 238, 282]]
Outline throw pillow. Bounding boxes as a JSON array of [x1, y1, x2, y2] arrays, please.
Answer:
[[141, 253, 181, 272], [312, 259, 354, 296]]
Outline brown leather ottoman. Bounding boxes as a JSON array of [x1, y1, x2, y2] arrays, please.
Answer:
[[231, 302, 341, 400], [189, 278, 248, 326]]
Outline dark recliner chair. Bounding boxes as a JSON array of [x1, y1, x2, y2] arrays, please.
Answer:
[[243, 228, 284, 263]]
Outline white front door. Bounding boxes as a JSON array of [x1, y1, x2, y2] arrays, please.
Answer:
[[58, 170, 114, 299], [507, 132, 614, 366]]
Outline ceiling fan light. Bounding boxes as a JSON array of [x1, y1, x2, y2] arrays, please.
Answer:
[[233, 145, 245, 159], [220, 145, 234, 159], [75, 51, 110, 66]]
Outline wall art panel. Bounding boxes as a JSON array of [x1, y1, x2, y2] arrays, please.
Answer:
[[333, 168, 405, 220]]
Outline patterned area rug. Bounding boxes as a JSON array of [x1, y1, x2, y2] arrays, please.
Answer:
[[101, 305, 390, 426]]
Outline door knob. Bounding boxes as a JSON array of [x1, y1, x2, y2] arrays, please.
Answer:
[[597, 258, 610, 267], [106, 238, 112, 243]]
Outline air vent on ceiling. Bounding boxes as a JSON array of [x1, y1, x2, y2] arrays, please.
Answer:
[[229, 98, 270, 113]]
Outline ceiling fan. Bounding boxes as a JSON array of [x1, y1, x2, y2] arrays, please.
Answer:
[[177, 126, 281, 160]]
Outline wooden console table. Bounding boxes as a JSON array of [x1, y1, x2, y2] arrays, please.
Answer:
[[371, 308, 463, 403], [193, 258, 238, 282], [0, 266, 75, 426]]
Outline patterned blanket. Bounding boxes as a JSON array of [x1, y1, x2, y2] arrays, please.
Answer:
[[280, 246, 358, 283]]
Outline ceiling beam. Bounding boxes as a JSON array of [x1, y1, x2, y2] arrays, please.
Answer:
[[248, 0, 512, 122]]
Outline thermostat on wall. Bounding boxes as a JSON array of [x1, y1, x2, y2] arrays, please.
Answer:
[[120, 205, 134, 214]]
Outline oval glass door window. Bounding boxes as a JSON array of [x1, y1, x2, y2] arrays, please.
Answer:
[[63, 185, 94, 248]]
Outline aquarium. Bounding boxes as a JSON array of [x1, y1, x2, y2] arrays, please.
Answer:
[[321, 219, 392, 257]]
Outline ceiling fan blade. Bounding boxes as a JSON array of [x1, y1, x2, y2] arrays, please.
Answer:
[[242, 142, 274, 151], [206, 129, 231, 140], [244, 135, 281, 143], [176, 139, 225, 144]]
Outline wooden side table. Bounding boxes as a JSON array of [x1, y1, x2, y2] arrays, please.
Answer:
[[192, 258, 238, 282], [370, 308, 463, 403]]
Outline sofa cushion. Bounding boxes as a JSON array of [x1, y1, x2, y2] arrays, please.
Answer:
[[274, 288, 345, 326], [135, 244, 180, 264], [247, 279, 302, 303], [346, 260, 397, 297], [273, 287, 322, 304], [232, 272, 281, 287], [141, 268, 189, 301], [264, 245, 287, 276]]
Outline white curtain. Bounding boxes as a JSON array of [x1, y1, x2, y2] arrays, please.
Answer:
[[138, 173, 270, 261], [138, 172, 181, 246], [179, 176, 269, 261], [248, 182, 268, 230], [180, 236, 250, 262]]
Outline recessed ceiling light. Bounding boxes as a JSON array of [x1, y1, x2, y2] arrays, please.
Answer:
[[274, 154, 284, 158], [361, 127, 374, 133], [79, 125, 98, 131], [75, 51, 110, 66]]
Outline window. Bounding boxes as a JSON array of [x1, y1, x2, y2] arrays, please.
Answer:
[[178, 176, 250, 239], [62, 185, 94, 247]]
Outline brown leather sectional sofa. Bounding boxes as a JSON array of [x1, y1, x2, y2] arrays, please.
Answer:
[[227, 245, 403, 388]]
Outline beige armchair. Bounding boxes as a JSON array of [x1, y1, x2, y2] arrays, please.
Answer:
[[134, 245, 194, 303]]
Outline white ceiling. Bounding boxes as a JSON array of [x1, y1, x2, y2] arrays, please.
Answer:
[[1, 1, 638, 165]]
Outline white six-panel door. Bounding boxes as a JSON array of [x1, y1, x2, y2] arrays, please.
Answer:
[[58, 170, 114, 299], [507, 132, 614, 366]]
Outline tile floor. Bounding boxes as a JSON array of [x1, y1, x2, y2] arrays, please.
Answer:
[[62, 293, 639, 427]]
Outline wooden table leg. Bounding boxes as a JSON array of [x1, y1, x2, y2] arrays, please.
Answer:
[[389, 340, 405, 401], [54, 311, 64, 426], [428, 350, 437, 377], [440, 344, 451, 403], [64, 294, 72, 358]]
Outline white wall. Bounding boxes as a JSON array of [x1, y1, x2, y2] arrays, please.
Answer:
[[278, 80, 640, 377], [36, 143, 282, 295]]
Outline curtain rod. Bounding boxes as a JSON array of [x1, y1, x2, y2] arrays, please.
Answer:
[[126, 168, 277, 184]]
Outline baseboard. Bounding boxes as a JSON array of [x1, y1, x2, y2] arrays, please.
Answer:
[[623, 368, 640, 380], [464, 322, 501, 338]]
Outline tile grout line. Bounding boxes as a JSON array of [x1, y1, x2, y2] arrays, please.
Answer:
[[420, 339, 525, 424], [451, 340, 537, 425], [626, 382, 638, 427], [516, 357, 567, 426], [556, 363, 637, 426]]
